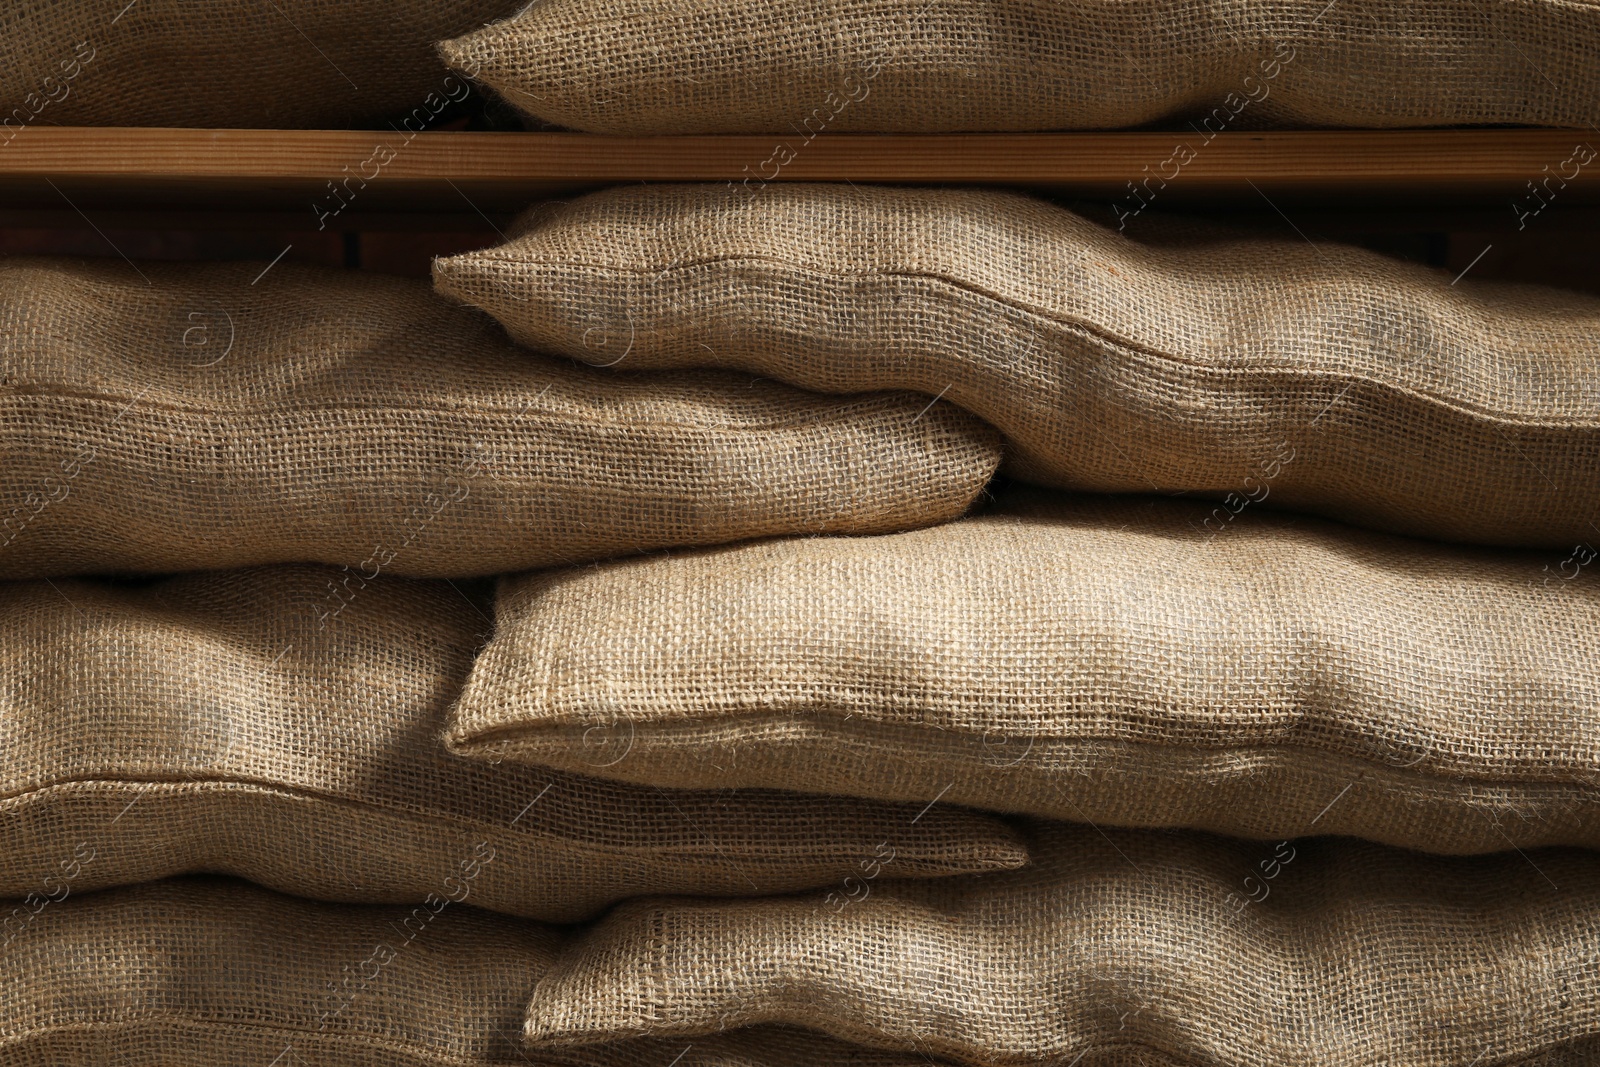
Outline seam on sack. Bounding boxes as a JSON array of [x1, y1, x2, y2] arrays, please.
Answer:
[[0, 777, 975, 865], [453, 719, 1600, 791], [647, 906, 669, 1034], [0, 386, 943, 433], [481, 254, 1600, 429], [0, 1018, 529, 1065]]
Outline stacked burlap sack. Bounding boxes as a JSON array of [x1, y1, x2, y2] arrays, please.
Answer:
[[437, 0, 1600, 132], [4, 180, 1600, 1065], [7, 0, 1595, 130], [434, 182, 1600, 549], [430, 183, 1600, 1065], [0, 255, 1020, 1064]]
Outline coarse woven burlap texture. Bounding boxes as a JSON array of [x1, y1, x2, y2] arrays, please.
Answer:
[[0, 565, 1024, 923], [1, 0, 515, 129], [447, 487, 1600, 855], [437, 0, 1600, 133], [0, 875, 937, 1066], [433, 182, 1600, 549], [523, 821, 1600, 1067], [0, 257, 999, 578]]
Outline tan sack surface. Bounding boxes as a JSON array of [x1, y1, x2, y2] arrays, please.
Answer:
[[0, 257, 999, 578], [0, 565, 1025, 922], [1, 0, 514, 129], [448, 488, 1600, 855], [0, 875, 936, 1066], [438, 0, 1600, 133], [434, 182, 1600, 549], [523, 822, 1600, 1067]]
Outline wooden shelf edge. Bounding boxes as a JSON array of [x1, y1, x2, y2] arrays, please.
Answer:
[[1, 128, 1595, 213]]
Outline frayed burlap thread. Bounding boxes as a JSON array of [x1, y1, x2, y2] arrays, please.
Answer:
[[523, 822, 1600, 1067], [447, 488, 1600, 855], [0, 257, 1000, 578], [434, 182, 1600, 549], [0, 876, 936, 1066], [0, 565, 1025, 922], [1, 0, 515, 128], [438, 0, 1600, 133]]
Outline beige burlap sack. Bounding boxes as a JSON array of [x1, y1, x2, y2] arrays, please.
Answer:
[[438, 0, 1600, 133], [525, 821, 1600, 1067], [0, 257, 999, 579], [434, 182, 1600, 549], [0, 0, 514, 129], [0, 875, 933, 1066], [447, 487, 1600, 855], [435, 183, 1600, 550], [0, 564, 1024, 924]]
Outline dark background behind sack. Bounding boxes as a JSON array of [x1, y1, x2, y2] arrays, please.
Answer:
[[0, 0, 524, 129], [3, 199, 1595, 293]]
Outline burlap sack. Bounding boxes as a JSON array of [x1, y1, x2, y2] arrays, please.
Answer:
[[447, 487, 1600, 855], [525, 821, 1600, 1067], [0, 564, 1025, 923], [0, 875, 933, 1066], [438, 0, 1600, 133], [433, 182, 1600, 549], [1, 0, 514, 129], [0, 258, 999, 578]]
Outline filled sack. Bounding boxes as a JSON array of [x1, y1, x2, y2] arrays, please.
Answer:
[[0, 875, 934, 1066], [0, 257, 999, 578], [438, 0, 1600, 133], [447, 488, 1600, 855], [434, 182, 1600, 549], [0, 565, 1024, 922], [1, 0, 514, 130], [524, 822, 1600, 1067]]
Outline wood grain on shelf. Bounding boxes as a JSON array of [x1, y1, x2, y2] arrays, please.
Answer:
[[1, 127, 1595, 213]]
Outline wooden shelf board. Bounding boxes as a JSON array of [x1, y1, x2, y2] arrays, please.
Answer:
[[0, 128, 1594, 214]]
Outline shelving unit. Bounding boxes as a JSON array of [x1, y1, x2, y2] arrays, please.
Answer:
[[4, 127, 1596, 287], [3, 127, 1597, 209]]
